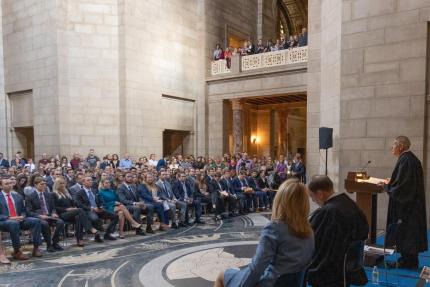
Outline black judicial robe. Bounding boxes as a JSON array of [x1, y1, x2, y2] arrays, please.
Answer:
[[308, 193, 369, 287], [385, 151, 428, 255]]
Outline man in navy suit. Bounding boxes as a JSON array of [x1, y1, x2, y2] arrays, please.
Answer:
[[0, 153, 9, 169], [25, 177, 64, 252], [137, 173, 168, 231], [173, 172, 204, 225], [156, 171, 186, 228], [117, 172, 152, 234], [291, 153, 306, 183], [232, 171, 256, 213], [0, 176, 43, 260], [74, 176, 118, 242], [219, 169, 238, 217]]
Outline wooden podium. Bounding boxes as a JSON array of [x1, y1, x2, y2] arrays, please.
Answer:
[[345, 172, 384, 244]]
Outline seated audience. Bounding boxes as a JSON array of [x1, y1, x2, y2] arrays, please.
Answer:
[[138, 173, 169, 231], [98, 179, 142, 239], [52, 177, 96, 247], [74, 176, 119, 242], [25, 176, 65, 252], [307, 175, 369, 287], [173, 172, 205, 224], [157, 170, 187, 228], [0, 176, 43, 260], [117, 172, 151, 234], [214, 179, 314, 287]]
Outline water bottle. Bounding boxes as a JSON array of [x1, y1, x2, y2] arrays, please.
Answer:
[[372, 266, 379, 284]]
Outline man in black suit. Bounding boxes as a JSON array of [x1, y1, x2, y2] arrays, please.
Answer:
[[219, 169, 238, 217], [117, 172, 151, 234], [207, 173, 226, 220], [25, 177, 64, 252], [74, 176, 118, 241], [0, 153, 9, 169], [172, 172, 204, 225], [0, 176, 43, 260]]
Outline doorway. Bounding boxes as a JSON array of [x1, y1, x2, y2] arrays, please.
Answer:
[[163, 129, 191, 157], [13, 127, 34, 160]]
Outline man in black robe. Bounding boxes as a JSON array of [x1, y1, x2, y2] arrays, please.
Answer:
[[383, 136, 427, 268], [307, 175, 369, 287]]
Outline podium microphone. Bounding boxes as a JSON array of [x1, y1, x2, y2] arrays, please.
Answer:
[[361, 160, 372, 173]]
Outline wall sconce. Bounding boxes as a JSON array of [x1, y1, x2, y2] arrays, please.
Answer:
[[251, 135, 259, 144]]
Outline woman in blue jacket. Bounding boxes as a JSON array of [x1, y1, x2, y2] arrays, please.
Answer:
[[214, 178, 314, 287], [98, 179, 142, 238]]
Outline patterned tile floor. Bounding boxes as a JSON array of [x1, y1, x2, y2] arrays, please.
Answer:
[[0, 213, 269, 287]]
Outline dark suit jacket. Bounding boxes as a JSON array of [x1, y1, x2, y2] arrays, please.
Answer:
[[117, 183, 139, 206], [0, 192, 26, 220], [156, 179, 175, 200], [207, 178, 222, 194], [219, 178, 235, 195], [172, 181, 194, 201], [25, 191, 56, 217], [53, 193, 77, 215], [0, 159, 9, 168], [75, 188, 102, 211], [137, 184, 157, 204], [232, 177, 249, 194]]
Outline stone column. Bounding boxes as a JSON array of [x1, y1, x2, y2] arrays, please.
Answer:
[[231, 99, 243, 154]]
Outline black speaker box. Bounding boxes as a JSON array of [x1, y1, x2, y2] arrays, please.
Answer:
[[319, 127, 333, 149]]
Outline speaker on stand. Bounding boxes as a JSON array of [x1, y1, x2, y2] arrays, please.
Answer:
[[319, 127, 333, 175]]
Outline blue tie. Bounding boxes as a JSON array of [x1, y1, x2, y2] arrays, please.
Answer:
[[88, 190, 97, 208]]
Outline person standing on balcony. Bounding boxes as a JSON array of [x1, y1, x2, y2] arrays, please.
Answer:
[[224, 47, 232, 69], [255, 39, 265, 54], [213, 44, 224, 60], [298, 27, 308, 47]]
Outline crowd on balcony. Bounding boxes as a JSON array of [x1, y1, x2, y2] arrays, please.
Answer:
[[213, 27, 308, 67]]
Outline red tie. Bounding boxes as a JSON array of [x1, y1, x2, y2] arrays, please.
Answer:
[[6, 194, 17, 217]]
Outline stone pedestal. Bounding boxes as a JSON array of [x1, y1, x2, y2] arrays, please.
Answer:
[[231, 99, 243, 155]]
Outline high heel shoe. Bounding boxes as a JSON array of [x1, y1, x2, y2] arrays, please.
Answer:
[[132, 223, 142, 229]]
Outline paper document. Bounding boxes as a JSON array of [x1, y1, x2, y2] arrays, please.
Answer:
[[364, 245, 395, 255], [357, 177, 385, 185]]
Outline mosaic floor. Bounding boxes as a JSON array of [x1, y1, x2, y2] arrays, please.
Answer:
[[0, 213, 269, 287]]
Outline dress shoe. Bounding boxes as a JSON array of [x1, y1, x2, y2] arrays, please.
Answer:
[[185, 221, 193, 226], [0, 254, 10, 264], [136, 228, 146, 236], [12, 250, 29, 260], [145, 226, 155, 234], [171, 222, 179, 229], [228, 213, 235, 217], [104, 233, 117, 241], [94, 234, 104, 243], [159, 224, 169, 231], [32, 247, 43, 257], [53, 243, 64, 251], [195, 219, 205, 224], [77, 241, 85, 247], [178, 222, 187, 228], [46, 246, 56, 253]]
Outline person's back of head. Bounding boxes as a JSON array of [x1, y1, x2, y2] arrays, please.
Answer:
[[307, 175, 334, 206], [272, 178, 313, 239]]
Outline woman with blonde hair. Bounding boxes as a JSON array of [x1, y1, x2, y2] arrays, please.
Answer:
[[52, 177, 96, 247], [214, 179, 314, 287]]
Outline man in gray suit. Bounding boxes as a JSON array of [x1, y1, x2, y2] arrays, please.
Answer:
[[69, 173, 84, 198], [156, 170, 187, 229], [117, 172, 152, 234]]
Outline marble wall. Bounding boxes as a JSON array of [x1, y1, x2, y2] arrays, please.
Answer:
[[308, 0, 430, 228]]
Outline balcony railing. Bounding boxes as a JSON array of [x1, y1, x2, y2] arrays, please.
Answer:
[[210, 46, 308, 76], [211, 59, 231, 75]]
